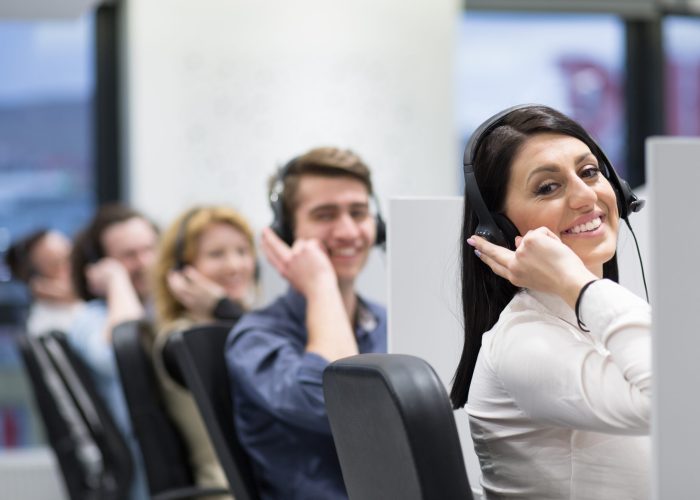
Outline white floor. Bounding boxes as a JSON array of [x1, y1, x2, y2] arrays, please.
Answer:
[[0, 447, 67, 500]]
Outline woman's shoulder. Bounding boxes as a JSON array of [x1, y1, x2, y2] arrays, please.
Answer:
[[495, 290, 555, 329], [153, 317, 196, 352], [484, 291, 575, 353]]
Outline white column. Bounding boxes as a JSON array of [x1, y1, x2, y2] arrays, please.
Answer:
[[122, 0, 459, 231]]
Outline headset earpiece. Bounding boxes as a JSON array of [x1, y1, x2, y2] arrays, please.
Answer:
[[371, 192, 387, 248], [492, 214, 519, 251], [173, 208, 201, 271], [374, 216, 386, 247], [602, 162, 645, 219], [269, 159, 297, 246]]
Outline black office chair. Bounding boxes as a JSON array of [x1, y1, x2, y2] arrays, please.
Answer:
[[323, 353, 474, 500], [17, 332, 133, 500], [166, 323, 260, 500], [112, 319, 230, 500]]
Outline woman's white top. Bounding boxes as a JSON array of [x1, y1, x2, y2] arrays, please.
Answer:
[[466, 279, 651, 500]]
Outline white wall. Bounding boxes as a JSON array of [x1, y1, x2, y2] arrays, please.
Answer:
[[122, 3, 458, 222], [388, 197, 482, 496], [121, 0, 459, 303]]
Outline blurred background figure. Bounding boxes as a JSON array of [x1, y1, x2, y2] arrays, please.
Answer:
[[4, 229, 84, 336], [69, 202, 159, 500], [151, 205, 258, 496]]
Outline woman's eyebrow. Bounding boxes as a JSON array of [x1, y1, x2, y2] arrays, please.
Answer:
[[526, 152, 597, 183], [526, 165, 559, 183]]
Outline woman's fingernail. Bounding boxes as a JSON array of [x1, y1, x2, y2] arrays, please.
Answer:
[[474, 249, 481, 258], [467, 238, 476, 247]]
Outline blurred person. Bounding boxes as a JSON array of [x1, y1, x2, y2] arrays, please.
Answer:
[[5, 229, 84, 335], [69, 203, 159, 500], [152, 205, 259, 496], [452, 105, 650, 499], [225, 147, 387, 500]]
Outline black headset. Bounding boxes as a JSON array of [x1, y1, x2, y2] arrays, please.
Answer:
[[173, 207, 261, 280], [462, 104, 645, 249], [269, 156, 387, 248], [173, 208, 199, 271]]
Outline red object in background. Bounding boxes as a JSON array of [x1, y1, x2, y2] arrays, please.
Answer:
[[558, 57, 622, 140], [558, 56, 625, 176], [666, 60, 700, 136], [2, 407, 19, 448]]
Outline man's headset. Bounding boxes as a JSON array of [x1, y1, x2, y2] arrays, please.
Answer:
[[462, 104, 645, 249], [173, 207, 261, 280], [268, 156, 387, 248]]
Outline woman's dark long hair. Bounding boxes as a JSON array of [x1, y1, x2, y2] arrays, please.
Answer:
[[450, 105, 620, 409]]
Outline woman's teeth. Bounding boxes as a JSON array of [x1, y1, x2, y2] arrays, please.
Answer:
[[565, 217, 602, 234]]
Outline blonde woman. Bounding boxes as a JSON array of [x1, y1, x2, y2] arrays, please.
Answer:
[[152, 206, 258, 497]]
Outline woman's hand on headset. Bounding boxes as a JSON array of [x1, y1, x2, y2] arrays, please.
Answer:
[[167, 266, 226, 319], [468, 226, 599, 309]]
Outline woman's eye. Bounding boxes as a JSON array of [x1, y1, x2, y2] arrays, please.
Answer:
[[581, 166, 601, 179], [535, 182, 558, 196]]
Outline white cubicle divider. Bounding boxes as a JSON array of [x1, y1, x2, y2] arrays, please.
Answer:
[[647, 138, 700, 500], [387, 196, 483, 498]]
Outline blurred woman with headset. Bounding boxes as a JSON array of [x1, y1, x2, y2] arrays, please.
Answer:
[[451, 104, 651, 499], [5, 229, 84, 336], [151, 205, 258, 496]]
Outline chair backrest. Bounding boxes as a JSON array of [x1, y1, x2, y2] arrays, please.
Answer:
[[323, 353, 473, 500], [167, 323, 260, 500], [16, 333, 96, 500], [17, 331, 133, 500], [112, 319, 225, 499]]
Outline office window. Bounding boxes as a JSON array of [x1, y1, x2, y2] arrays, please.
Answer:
[[664, 15, 700, 136], [0, 14, 95, 448], [456, 12, 626, 181]]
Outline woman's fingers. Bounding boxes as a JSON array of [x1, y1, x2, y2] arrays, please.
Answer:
[[468, 235, 514, 281], [477, 250, 512, 281]]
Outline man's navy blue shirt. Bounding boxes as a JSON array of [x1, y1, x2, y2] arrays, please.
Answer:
[[225, 287, 387, 500]]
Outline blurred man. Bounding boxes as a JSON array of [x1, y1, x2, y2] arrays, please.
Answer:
[[69, 203, 159, 500]]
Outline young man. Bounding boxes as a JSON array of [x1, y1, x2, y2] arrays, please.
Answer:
[[225, 147, 387, 500], [68, 203, 159, 500]]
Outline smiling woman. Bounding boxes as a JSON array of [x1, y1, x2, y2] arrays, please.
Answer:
[[452, 105, 651, 500], [150, 205, 257, 496], [503, 133, 620, 275]]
